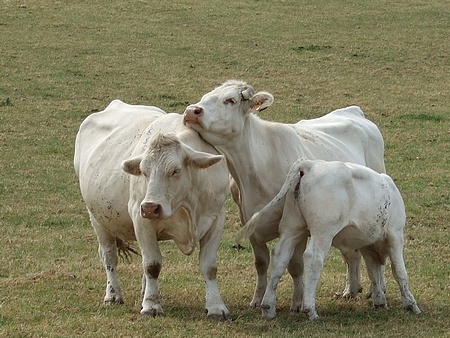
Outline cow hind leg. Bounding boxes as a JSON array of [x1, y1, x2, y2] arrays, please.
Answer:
[[302, 236, 333, 321], [287, 236, 307, 314], [89, 213, 124, 305], [336, 247, 363, 299], [261, 234, 301, 319], [387, 234, 421, 314], [360, 247, 387, 309], [249, 236, 270, 308]]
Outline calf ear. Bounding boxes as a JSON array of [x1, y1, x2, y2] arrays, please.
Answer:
[[184, 147, 224, 169], [248, 91, 274, 112], [122, 155, 143, 176]]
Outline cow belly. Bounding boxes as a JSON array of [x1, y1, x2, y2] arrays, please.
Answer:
[[332, 222, 385, 250]]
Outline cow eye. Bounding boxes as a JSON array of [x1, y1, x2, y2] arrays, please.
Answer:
[[170, 167, 181, 176], [223, 98, 237, 105]]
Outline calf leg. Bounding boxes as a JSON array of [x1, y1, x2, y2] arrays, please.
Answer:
[[261, 233, 302, 319], [288, 237, 307, 313], [198, 213, 229, 321], [302, 236, 333, 320], [337, 247, 362, 298], [89, 212, 124, 304], [249, 236, 270, 308], [387, 234, 421, 314], [360, 247, 387, 309]]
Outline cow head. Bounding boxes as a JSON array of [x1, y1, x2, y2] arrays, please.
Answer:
[[183, 80, 274, 145], [122, 133, 224, 220]]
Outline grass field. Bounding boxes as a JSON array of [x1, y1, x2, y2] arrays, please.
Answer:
[[1, 0, 449, 337]]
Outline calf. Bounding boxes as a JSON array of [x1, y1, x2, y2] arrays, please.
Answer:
[[238, 159, 421, 320]]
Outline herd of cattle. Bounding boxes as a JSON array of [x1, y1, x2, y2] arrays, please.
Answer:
[[74, 80, 421, 321]]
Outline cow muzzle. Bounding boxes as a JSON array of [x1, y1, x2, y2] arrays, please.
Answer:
[[183, 106, 204, 126], [140, 202, 163, 219]]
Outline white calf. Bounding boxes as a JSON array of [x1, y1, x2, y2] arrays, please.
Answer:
[[239, 159, 421, 320]]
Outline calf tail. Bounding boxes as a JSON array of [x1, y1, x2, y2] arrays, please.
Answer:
[[236, 159, 308, 244]]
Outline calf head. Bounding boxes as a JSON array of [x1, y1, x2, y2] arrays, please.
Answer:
[[122, 133, 223, 219], [183, 80, 274, 145]]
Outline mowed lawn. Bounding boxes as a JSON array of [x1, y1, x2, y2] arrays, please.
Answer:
[[1, 0, 449, 337]]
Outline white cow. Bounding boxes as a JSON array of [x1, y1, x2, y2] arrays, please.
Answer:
[[183, 80, 386, 311], [238, 159, 421, 320], [74, 100, 230, 320]]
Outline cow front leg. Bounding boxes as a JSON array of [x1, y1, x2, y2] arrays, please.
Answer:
[[90, 213, 124, 305], [141, 258, 163, 316], [199, 214, 229, 321], [249, 236, 270, 308], [133, 217, 164, 316]]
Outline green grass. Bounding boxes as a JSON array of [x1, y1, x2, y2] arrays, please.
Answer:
[[1, 0, 450, 337]]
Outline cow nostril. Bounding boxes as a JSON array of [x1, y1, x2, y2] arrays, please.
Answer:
[[153, 204, 161, 215], [193, 107, 203, 115], [141, 203, 162, 218]]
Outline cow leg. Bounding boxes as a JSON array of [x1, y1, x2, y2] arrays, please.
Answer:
[[387, 234, 421, 314], [261, 233, 301, 319], [249, 236, 270, 308], [360, 247, 387, 309], [133, 218, 164, 316], [288, 236, 307, 314], [302, 236, 333, 320], [140, 249, 163, 316], [198, 213, 229, 321], [337, 247, 363, 298], [89, 212, 124, 305], [365, 264, 386, 299]]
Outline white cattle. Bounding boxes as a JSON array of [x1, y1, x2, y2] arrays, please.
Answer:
[[74, 100, 230, 320], [238, 159, 421, 320], [183, 80, 386, 310]]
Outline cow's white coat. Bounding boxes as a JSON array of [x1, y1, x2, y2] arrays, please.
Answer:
[[184, 80, 386, 309], [74, 100, 230, 320], [239, 159, 421, 320]]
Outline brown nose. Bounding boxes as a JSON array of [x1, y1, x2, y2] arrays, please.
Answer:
[[141, 202, 162, 219], [184, 106, 203, 124]]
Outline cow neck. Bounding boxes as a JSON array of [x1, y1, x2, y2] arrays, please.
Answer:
[[216, 114, 276, 222]]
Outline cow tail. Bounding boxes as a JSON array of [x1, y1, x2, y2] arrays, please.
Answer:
[[236, 159, 307, 245], [116, 238, 140, 262]]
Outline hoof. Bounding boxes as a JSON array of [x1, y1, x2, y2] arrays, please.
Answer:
[[405, 304, 421, 315], [374, 303, 388, 310], [207, 310, 230, 322], [260, 303, 271, 310], [250, 302, 261, 309], [290, 305, 301, 313], [302, 307, 319, 321], [140, 307, 164, 317]]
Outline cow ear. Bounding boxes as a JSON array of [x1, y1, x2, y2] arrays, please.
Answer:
[[248, 91, 274, 112], [184, 147, 224, 169], [122, 155, 143, 176]]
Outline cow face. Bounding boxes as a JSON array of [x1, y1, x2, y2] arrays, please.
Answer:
[[183, 80, 274, 145], [122, 133, 223, 220]]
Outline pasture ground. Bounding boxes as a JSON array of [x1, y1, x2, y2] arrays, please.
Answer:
[[1, 0, 449, 337]]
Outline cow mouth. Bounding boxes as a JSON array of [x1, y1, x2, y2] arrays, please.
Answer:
[[183, 114, 203, 128]]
